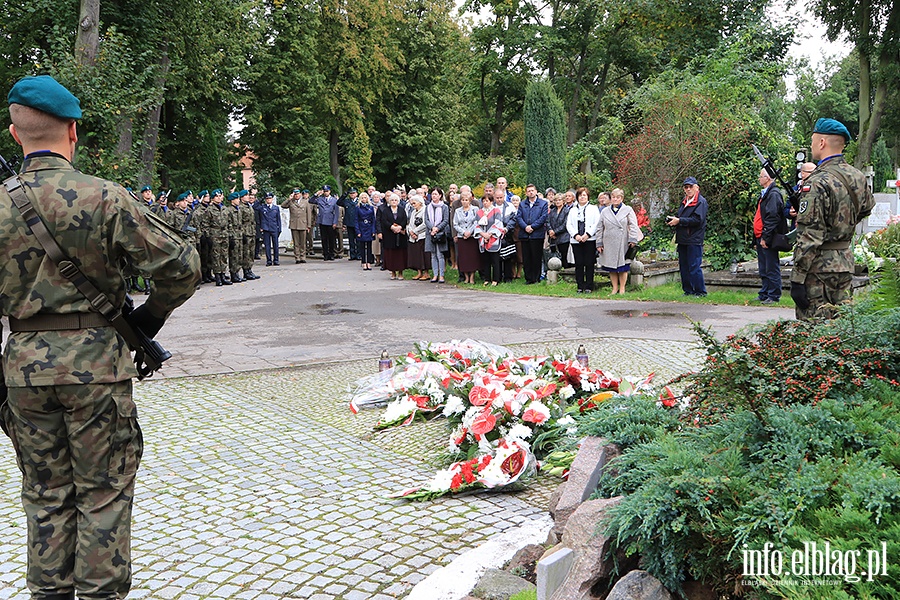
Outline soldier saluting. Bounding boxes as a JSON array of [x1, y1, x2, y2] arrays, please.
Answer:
[[0, 75, 199, 600], [790, 118, 875, 320]]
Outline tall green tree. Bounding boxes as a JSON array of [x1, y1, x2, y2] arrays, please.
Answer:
[[811, 0, 900, 166], [344, 117, 375, 190], [524, 80, 566, 191]]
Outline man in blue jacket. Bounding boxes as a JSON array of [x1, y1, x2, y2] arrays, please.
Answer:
[[754, 169, 785, 304], [516, 183, 549, 284], [311, 185, 341, 261], [666, 177, 708, 296], [259, 192, 283, 266]]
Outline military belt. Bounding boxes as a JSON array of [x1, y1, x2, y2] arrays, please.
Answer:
[[9, 313, 110, 332], [820, 241, 851, 250]]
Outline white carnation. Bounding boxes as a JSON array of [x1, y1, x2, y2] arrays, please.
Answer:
[[559, 385, 576, 400], [442, 395, 466, 416]]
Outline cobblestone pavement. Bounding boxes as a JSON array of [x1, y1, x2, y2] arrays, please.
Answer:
[[0, 335, 702, 599]]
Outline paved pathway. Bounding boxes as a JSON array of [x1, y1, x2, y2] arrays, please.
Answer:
[[0, 257, 789, 599]]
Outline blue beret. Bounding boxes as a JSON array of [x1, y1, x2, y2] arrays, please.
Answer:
[[198, 189, 209, 197], [683, 177, 698, 186], [292, 188, 301, 194], [140, 185, 152, 193], [239, 190, 249, 197], [302, 189, 310, 194], [211, 189, 222, 197], [224, 192, 235, 201], [176, 192, 188, 201], [125, 186, 133, 192], [813, 118, 851, 141], [8, 75, 82, 120]]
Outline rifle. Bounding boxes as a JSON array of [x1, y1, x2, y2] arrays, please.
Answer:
[[1, 152, 171, 378], [752, 144, 802, 212]]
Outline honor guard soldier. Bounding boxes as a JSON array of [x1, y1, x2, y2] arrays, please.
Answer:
[[0, 75, 200, 600], [790, 118, 875, 319], [239, 189, 260, 279], [227, 191, 244, 282], [202, 189, 232, 286]]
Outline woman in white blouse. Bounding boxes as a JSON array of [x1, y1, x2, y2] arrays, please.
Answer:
[[566, 187, 601, 293]]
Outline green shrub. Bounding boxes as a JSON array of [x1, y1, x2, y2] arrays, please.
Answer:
[[576, 394, 682, 451], [867, 222, 900, 259], [597, 381, 900, 598]]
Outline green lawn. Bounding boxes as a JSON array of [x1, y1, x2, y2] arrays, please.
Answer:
[[403, 267, 795, 308]]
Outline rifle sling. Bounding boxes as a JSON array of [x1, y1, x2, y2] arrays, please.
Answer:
[[2, 174, 145, 355]]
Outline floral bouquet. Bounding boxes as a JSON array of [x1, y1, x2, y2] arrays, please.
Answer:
[[388, 436, 536, 501]]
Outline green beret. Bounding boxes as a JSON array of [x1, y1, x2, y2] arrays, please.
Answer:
[[140, 185, 152, 193], [227, 192, 238, 201], [211, 189, 222, 197], [198, 189, 209, 197], [8, 75, 82, 120], [176, 192, 189, 201], [239, 189, 249, 197], [813, 118, 851, 141]]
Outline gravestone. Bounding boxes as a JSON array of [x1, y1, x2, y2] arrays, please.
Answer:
[[537, 547, 573, 600]]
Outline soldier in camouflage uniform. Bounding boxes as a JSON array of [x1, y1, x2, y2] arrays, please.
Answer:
[[194, 190, 214, 283], [226, 192, 244, 283], [791, 118, 875, 320], [201, 190, 232, 286], [239, 190, 260, 280], [170, 193, 199, 250], [0, 75, 200, 600]]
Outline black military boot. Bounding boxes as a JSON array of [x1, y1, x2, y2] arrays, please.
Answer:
[[219, 272, 232, 285], [202, 270, 214, 284], [41, 591, 75, 600], [245, 269, 259, 280], [230, 271, 244, 283]]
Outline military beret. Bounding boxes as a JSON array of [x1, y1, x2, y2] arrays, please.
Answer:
[[8, 75, 82, 120], [227, 192, 237, 201], [813, 118, 851, 141], [302, 189, 310, 194], [211, 189, 222, 197], [140, 185, 152, 193], [157, 191, 166, 200], [683, 176, 698, 186], [292, 188, 301, 194], [349, 188, 358, 194], [265, 192, 275, 199], [239, 189, 249, 197], [125, 186, 133, 192], [177, 192, 189, 201], [198, 189, 209, 197]]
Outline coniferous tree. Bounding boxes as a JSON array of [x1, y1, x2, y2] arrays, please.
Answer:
[[524, 80, 567, 192]]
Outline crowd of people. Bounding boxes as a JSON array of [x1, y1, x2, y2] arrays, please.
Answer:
[[264, 177, 655, 293]]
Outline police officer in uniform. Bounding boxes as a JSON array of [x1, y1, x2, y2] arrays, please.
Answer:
[[0, 75, 200, 600], [790, 118, 875, 319]]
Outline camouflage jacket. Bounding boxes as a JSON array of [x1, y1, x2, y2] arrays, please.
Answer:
[[194, 202, 211, 237], [202, 202, 230, 238], [240, 202, 256, 237], [791, 155, 875, 283], [0, 154, 200, 387], [226, 203, 243, 237]]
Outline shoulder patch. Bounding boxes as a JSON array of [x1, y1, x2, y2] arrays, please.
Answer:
[[801, 185, 811, 193], [799, 200, 809, 214]]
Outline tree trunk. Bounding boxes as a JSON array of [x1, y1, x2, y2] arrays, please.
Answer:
[[566, 46, 588, 146], [491, 90, 506, 156], [141, 48, 170, 186], [116, 118, 133, 164], [329, 127, 342, 192], [74, 0, 100, 67], [856, 56, 889, 168], [587, 61, 611, 132]]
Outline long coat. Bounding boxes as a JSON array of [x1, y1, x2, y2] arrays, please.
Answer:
[[357, 203, 376, 241], [424, 201, 450, 253], [379, 205, 408, 249], [597, 204, 643, 270]]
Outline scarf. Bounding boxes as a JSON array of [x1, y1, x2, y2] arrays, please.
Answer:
[[682, 190, 699, 207]]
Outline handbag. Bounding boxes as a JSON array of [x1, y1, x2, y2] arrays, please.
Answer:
[[499, 240, 517, 259], [432, 230, 446, 244], [769, 233, 792, 251], [624, 245, 639, 261]]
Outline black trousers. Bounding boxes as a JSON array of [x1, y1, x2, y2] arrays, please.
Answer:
[[521, 238, 544, 283], [319, 224, 337, 260], [481, 251, 501, 283], [572, 243, 596, 290]]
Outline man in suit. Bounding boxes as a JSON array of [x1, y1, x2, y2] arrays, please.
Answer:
[[754, 169, 785, 304], [516, 183, 549, 284], [666, 176, 708, 296]]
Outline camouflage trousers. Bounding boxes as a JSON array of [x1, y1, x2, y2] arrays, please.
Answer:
[[210, 234, 229, 273], [242, 235, 256, 271], [0, 381, 141, 600], [228, 236, 243, 275], [795, 272, 853, 320]]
